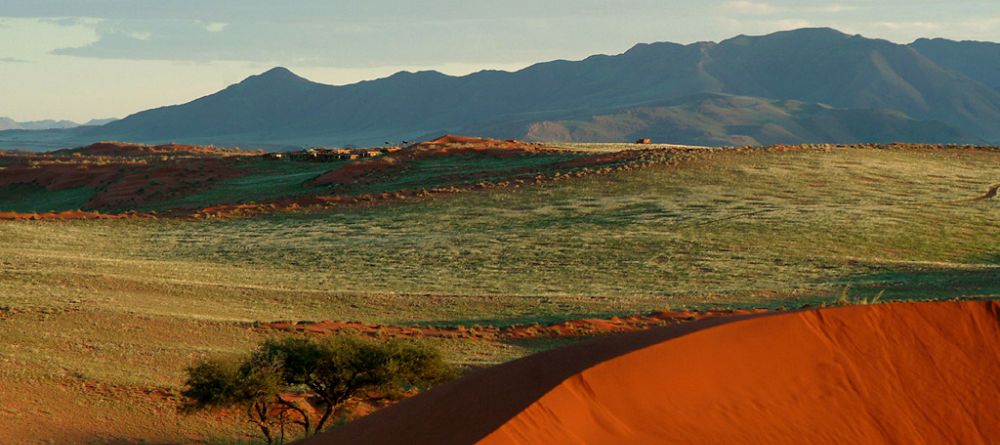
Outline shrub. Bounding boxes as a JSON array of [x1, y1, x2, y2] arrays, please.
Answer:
[[182, 355, 285, 444], [182, 336, 456, 444]]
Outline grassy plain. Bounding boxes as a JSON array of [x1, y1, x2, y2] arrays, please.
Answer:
[[1, 146, 998, 443]]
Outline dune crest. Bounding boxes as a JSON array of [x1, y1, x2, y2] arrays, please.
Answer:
[[304, 301, 999, 444]]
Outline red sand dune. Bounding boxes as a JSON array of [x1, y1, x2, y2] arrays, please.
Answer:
[[261, 308, 769, 340], [301, 300, 999, 445]]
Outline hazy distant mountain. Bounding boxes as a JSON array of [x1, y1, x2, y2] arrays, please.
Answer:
[[84, 118, 119, 126], [0, 116, 118, 132], [0, 117, 79, 131], [2, 28, 997, 150]]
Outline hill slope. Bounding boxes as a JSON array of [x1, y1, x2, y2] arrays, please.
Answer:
[[911, 38, 1000, 91], [517, 94, 968, 146], [2, 145, 999, 443], [2, 28, 998, 150]]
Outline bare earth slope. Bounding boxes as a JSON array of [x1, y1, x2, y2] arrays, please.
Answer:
[[304, 300, 999, 445]]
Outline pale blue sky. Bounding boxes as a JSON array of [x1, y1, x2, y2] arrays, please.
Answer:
[[1, 0, 998, 122]]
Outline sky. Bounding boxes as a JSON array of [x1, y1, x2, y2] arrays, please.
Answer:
[[1, 0, 998, 122]]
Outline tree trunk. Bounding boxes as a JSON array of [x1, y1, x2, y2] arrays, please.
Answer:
[[315, 403, 335, 434], [277, 394, 313, 436], [250, 401, 275, 445]]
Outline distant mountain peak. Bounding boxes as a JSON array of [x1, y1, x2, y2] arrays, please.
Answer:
[[0, 116, 81, 131], [623, 40, 696, 56], [785, 27, 848, 36], [4, 28, 997, 150], [725, 27, 849, 45], [260, 66, 297, 77], [239, 67, 313, 86], [387, 70, 449, 79]]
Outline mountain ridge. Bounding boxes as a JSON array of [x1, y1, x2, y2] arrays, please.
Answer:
[[2, 28, 997, 151]]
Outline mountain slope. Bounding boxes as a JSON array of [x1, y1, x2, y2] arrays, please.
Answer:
[[90, 68, 327, 140], [517, 95, 970, 146], [1, 28, 997, 150], [701, 29, 1000, 139], [910, 38, 1000, 91]]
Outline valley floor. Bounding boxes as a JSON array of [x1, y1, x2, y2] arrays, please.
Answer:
[[1, 145, 998, 443]]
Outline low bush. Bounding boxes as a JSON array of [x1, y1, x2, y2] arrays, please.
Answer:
[[182, 335, 457, 444]]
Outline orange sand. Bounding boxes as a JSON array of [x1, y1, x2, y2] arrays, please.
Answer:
[[302, 300, 999, 444], [418, 135, 514, 147], [262, 308, 769, 340], [0, 210, 135, 220]]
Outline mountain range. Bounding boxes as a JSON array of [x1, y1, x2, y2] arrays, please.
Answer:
[[2, 28, 998, 151], [0, 117, 117, 132]]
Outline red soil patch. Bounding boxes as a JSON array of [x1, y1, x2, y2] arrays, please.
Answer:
[[308, 157, 404, 186], [7, 140, 997, 219], [191, 137, 649, 218], [84, 159, 244, 209], [260, 308, 769, 340], [409, 135, 546, 159], [419, 135, 523, 148], [302, 300, 999, 445], [56, 141, 262, 157], [0, 153, 248, 211], [0, 210, 137, 220], [0, 161, 125, 190], [420, 135, 487, 146], [305, 135, 557, 190]]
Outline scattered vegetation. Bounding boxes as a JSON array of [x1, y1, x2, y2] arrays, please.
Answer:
[[182, 336, 456, 444], [833, 285, 885, 306], [0, 141, 599, 214], [1, 145, 997, 443]]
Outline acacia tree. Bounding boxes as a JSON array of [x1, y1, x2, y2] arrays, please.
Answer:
[[181, 354, 288, 444], [258, 336, 456, 433], [182, 335, 456, 444]]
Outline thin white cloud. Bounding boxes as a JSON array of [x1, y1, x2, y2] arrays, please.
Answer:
[[40, 17, 102, 27], [1, 0, 997, 124], [12, 2, 997, 67], [47, 17, 656, 67], [722, 2, 856, 18], [723, 1, 775, 15], [714, 17, 814, 35], [872, 21, 943, 32], [958, 17, 1000, 37], [774, 19, 813, 30], [0, 56, 30, 63], [204, 22, 227, 32], [817, 4, 856, 13]]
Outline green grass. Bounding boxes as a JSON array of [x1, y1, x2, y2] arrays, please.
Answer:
[[0, 152, 592, 214], [0, 183, 96, 212], [0, 146, 997, 443], [346, 152, 582, 196], [3, 148, 997, 318], [146, 159, 340, 211]]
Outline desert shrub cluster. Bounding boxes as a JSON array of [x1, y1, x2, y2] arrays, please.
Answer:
[[182, 335, 457, 444]]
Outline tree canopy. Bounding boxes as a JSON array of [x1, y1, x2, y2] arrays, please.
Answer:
[[182, 335, 457, 444]]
